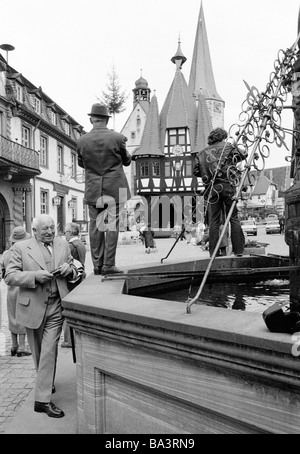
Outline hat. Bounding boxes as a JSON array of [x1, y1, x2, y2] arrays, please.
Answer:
[[88, 103, 111, 118], [10, 226, 30, 243]]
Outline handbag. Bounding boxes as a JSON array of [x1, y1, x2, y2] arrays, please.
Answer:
[[262, 302, 300, 334]]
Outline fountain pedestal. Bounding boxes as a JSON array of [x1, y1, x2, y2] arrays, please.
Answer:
[[63, 275, 300, 434]]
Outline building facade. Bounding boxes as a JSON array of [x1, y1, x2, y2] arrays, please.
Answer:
[[0, 52, 87, 252], [127, 3, 224, 233]]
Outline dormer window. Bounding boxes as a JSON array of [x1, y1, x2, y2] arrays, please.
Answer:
[[63, 120, 70, 136], [16, 83, 24, 103], [51, 110, 56, 126], [34, 97, 41, 114]]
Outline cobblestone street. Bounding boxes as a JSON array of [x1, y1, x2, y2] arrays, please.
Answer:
[[0, 282, 36, 434]]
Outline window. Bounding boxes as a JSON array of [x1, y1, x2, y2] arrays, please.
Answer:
[[16, 83, 24, 103], [140, 162, 149, 177], [21, 126, 30, 147], [167, 128, 188, 153], [83, 204, 88, 221], [40, 136, 48, 167], [51, 110, 56, 126], [57, 145, 63, 174], [40, 190, 49, 214], [34, 97, 41, 114], [71, 198, 77, 220], [185, 160, 192, 177], [152, 161, 160, 177], [64, 121, 70, 136], [131, 132, 136, 139], [71, 152, 76, 178], [165, 162, 171, 178]]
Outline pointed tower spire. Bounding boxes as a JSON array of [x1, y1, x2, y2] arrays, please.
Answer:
[[171, 36, 187, 70], [160, 38, 198, 149], [188, 2, 222, 102]]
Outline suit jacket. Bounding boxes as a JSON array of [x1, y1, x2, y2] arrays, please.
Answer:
[[5, 236, 75, 330], [77, 125, 132, 206]]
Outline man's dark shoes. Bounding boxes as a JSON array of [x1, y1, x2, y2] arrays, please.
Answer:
[[16, 348, 32, 357], [93, 266, 102, 275], [101, 265, 124, 276], [34, 401, 64, 418]]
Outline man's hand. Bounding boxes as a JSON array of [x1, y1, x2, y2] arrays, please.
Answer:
[[35, 270, 54, 283], [55, 263, 73, 278]]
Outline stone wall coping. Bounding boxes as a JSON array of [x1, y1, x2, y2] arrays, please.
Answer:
[[62, 273, 297, 358]]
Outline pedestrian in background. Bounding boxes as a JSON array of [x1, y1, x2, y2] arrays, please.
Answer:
[[77, 103, 132, 276], [0, 226, 31, 357]]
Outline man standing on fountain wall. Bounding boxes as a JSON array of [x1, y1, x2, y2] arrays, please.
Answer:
[[194, 128, 246, 257], [77, 103, 132, 276]]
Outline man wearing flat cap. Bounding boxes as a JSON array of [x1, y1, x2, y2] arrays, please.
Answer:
[[77, 103, 131, 276]]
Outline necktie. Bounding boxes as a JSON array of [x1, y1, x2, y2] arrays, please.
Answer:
[[44, 243, 53, 256]]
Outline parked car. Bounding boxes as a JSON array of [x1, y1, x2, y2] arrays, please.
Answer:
[[265, 219, 281, 234], [241, 220, 257, 236]]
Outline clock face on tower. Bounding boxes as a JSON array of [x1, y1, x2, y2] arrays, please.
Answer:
[[171, 145, 184, 156], [213, 102, 222, 113]]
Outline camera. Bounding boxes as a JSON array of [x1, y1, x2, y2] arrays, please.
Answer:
[[51, 268, 61, 276]]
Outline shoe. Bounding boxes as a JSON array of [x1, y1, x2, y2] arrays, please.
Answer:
[[11, 346, 18, 357], [16, 349, 32, 357], [101, 265, 124, 276], [93, 267, 102, 275], [52, 386, 56, 394], [61, 341, 72, 348], [34, 401, 65, 418]]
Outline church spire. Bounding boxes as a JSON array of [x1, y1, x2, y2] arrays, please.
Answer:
[[171, 35, 187, 70], [188, 2, 223, 102]]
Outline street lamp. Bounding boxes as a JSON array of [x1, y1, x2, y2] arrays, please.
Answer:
[[0, 44, 15, 65]]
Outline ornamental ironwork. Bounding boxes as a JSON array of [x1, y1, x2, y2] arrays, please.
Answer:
[[0, 133, 40, 171], [187, 31, 300, 314]]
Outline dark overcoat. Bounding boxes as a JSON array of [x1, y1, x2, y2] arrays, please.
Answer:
[[77, 125, 132, 206]]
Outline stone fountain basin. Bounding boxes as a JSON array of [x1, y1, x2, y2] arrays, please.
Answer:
[[62, 255, 300, 434]]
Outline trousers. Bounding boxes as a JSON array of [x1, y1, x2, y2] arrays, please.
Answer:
[[88, 202, 125, 268], [208, 182, 245, 256], [26, 296, 63, 402]]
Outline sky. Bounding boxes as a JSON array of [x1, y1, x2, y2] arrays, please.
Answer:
[[1, 0, 300, 169]]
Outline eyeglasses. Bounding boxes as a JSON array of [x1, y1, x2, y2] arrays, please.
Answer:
[[64, 230, 71, 234]]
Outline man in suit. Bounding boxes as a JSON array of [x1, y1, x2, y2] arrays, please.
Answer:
[[5, 215, 77, 418], [77, 103, 132, 276]]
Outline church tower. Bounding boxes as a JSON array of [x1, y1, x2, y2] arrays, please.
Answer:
[[121, 72, 151, 195], [188, 2, 225, 129]]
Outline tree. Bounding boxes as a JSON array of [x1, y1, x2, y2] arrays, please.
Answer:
[[98, 65, 128, 130]]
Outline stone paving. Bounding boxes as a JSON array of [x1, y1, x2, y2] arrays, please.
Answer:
[[0, 233, 289, 434]]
